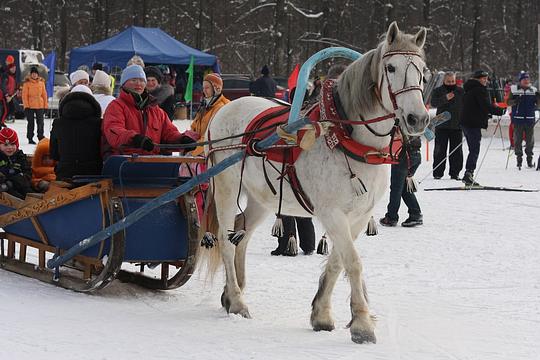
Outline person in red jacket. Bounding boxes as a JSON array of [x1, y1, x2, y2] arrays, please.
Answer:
[[102, 64, 194, 158]]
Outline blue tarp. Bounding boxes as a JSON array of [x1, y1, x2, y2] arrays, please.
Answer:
[[68, 26, 217, 73], [43, 51, 56, 97]]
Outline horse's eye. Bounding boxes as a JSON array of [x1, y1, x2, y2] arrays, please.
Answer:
[[387, 64, 395, 73]]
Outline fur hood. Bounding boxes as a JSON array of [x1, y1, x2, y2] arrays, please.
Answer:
[[149, 84, 174, 105], [59, 91, 101, 120]]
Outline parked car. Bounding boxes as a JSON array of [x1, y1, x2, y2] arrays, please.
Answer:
[[221, 74, 252, 100], [48, 71, 71, 118], [0, 48, 44, 83], [221, 73, 287, 101]]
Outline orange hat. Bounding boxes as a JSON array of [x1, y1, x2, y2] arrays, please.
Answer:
[[204, 73, 223, 91], [5, 55, 15, 65], [0, 127, 19, 149]]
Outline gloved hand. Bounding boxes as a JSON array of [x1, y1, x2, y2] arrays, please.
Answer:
[[131, 134, 155, 151], [176, 130, 200, 152]]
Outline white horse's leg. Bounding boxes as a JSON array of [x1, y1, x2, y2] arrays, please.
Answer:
[[311, 248, 342, 331], [322, 212, 376, 344], [234, 195, 270, 290], [213, 177, 251, 318]]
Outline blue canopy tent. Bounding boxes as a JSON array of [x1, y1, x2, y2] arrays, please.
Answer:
[[68, 26, 217, 73]]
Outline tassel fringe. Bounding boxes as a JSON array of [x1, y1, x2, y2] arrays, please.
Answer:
[[201, 232, 217, 249], [317, 234, 329, 255], [284, 235, 298, 256], [228, 230, 246, 246], [406, 175, 418, 193], [271, 216, 284, 237], [350, 174, 368, 196], [365, 216, 378, 236]]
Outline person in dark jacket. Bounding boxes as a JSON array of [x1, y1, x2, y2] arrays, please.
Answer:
[[250, 65, 277, 97], [430, 72, 464, 180], [144, 66, 176, 120], [380, 136, 423, 227], [460, 70, 505, 186], [506, 71, 539, 168], [50, 85, 103, 181], [0, 127, 32, 199]]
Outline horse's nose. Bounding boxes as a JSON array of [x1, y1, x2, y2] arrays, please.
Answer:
[[407, 114, 418, 127]]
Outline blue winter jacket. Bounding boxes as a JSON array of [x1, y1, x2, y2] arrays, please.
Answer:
[[508, 84, 540, 125]]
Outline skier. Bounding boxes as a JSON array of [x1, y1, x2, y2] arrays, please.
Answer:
[[460, 70, 505, 185], [506, 71, 539, 169]]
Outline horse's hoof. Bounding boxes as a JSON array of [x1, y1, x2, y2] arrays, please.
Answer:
[[312, 322, 335, 332], [239, 309, 251, 319], [230, 307, 251, 319], [221, 292, 231, 312], [351, 331, 376, 344]]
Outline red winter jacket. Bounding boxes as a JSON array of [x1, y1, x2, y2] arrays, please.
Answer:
[[102, 89, 182, 157]]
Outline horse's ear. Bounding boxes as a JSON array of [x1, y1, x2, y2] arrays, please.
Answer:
[[414, 27, 427, 48], [386, 21, 400, 45]]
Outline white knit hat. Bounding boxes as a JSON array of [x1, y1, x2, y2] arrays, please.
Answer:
[[71, 84, 92, 95], [92, 70, 110, 88], [70, 70, 89, 85]]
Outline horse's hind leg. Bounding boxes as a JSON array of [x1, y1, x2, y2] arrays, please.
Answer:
[[213, 176, 250, 318], [234, 195, 269, 291], [311, 248, 342, 332], [321, 212, 376, 344]]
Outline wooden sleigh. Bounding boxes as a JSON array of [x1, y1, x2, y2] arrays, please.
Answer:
[[0, 155, 204, 292]]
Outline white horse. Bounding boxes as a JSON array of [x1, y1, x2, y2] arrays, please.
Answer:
[[200, 22, 429, 344]]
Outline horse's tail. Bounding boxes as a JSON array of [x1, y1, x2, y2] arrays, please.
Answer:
[[197, 182, 222, 281]]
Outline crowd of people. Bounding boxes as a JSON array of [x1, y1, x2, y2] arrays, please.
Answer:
[[379, 68, 538, 229], [0, 55, 228, 201]]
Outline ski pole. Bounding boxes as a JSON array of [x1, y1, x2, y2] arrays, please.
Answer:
[[469, 125, 497, 189], [505, 146, 513, 170], [418, 139, 464, 184]]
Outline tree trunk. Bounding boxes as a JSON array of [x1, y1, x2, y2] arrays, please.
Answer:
[[423, 0, 431, 24], [470, 0, 482, 71], [59, 1, 68, 71], [272, 0, 285, 75]]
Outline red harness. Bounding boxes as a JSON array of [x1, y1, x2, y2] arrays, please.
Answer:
[[241, 80, 402, 165]]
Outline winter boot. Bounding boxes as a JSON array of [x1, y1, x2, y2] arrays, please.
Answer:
[[462, 171, 479, 186], [527, 156, 534, 168], [401, 215, 423, 227], [379, 216, 398, 227], [517, 156, 522, 169]]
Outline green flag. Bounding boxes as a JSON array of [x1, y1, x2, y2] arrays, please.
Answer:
[[184, 55, 195, 102]]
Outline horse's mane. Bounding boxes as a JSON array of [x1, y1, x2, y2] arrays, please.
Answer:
[[337, 31, 425, 117]]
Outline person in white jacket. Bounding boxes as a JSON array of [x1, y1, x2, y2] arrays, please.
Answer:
[[90, 70, 115, 116]]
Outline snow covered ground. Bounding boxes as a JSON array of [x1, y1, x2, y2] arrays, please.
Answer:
[[1, 118, 539, 359]]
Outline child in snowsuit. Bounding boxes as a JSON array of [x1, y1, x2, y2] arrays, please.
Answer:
[[0, 127, 32, 199]]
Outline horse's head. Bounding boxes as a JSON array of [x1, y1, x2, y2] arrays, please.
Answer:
[[379, 22, 429, 137]]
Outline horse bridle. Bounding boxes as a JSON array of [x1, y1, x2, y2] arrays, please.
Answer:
[[380, 50, 425, 113], [330, 50, 425, 138], [363, 50, 425, 137]]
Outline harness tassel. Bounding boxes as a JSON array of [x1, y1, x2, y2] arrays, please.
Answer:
[[406, 175, 418, 193], [350, 173, 368, 196], [228, 230, 246, 246], [365, 216, 378, 236], [271, 215, 284, 237], [284, 235, 298, 256], [201, 232, 218, 249], [317, 234, 329, 255]]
